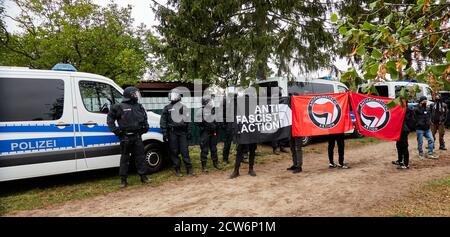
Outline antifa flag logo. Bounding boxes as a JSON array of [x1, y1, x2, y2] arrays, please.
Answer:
[[357, 98, 390, 132], [307, 96, 342, 129]]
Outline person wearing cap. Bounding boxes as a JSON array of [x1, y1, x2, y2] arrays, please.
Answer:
[[415, 96, 437, 159], [430, 93, 448, 150], [107, 86, 150, 188]]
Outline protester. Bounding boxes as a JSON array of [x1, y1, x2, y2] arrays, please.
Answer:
[[229, 143, 257, 178], [392, 100, 415, 169], [415, 96, 438, 159], [430, 93, 448, 150], [327, 133, 348, 169], [288, 136, 303, 173]]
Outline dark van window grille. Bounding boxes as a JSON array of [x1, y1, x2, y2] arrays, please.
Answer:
[[0, 78, 65, 122]]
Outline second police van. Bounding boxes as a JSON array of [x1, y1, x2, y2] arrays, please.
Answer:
[[0, 64, 165, 182]]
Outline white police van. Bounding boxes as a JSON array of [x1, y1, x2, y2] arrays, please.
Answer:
[[0, 64, 165, 182], [255, 76, 359, 145], [358, 80, 433, 102]]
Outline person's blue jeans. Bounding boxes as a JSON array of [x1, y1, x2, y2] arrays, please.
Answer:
[[416, 129, 434, 155]]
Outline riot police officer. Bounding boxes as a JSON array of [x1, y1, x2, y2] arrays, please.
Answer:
[[107, 86, 150, 188], [196, 96, 220, 172], [221, 94, 236, 164], [160, 90, 193, 177]]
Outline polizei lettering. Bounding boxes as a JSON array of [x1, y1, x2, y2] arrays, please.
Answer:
[[10, 140, 57, 151]]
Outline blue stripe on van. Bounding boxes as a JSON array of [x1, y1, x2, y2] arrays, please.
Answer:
[[0, 124, 161, 133], [0, 124, 75, 133], [0, 135, 119, 153]]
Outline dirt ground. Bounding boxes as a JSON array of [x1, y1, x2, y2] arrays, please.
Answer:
[[8, 133, 450, 217]]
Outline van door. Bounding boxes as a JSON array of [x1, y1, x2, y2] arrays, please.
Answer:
[[0, 76, 77, 181], [73, 77, 123, 170]]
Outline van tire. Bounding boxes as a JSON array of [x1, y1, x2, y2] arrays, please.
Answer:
[[143, 143, 164, 173], [301, 136, 311, 146]]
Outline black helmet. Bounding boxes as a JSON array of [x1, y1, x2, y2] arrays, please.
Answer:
[[123, 86, 140, 103]]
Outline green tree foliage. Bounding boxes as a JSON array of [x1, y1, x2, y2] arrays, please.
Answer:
[[334, 0, 450, 93], [152, 0, 335, 85], [0, 0, 153, 86]]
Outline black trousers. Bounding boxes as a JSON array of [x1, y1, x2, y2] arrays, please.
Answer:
[[272, 138, 288, 151], [235, 143, 257, 169], [396, 131, 409, 166], [222, 129, 233, 162], [328, 133, 345, 165], [290, 137, 303, 168], [119, 134, 147, 177], [200, 130, 218, 162], [168, 132, 192, 169]]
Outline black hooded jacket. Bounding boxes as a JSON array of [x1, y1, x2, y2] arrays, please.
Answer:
[[107, 100, 149, 136]]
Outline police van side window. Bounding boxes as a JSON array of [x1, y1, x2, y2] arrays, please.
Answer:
[[0, 78, 64, 122], [111, 87, 122, 104], [79, 81, 115, 114], [312, 83, 334, 94]]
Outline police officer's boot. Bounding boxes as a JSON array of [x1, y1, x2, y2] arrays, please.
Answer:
[[201, 161, 208, 172], [213, 160, 221, 170], [120, 176, 128, 188], [175, 168, 183, 177], [229, 168, 240, 179], [187, 167, 194, 176], [248, 167, 256, 177], [140, 175, 150, 184]]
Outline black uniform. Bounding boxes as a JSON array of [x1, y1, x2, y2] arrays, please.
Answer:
[[107, 87, 149, 186], [160, 101, 193, 175], [195, 102, 219, 171], [221, 97, 235, 163]]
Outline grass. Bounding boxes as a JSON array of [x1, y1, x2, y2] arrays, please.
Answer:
[[375, 176, 450, 217], [0, 144, 276, 216], [0, 135, 381, 216]]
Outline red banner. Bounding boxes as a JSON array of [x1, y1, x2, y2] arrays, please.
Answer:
[[349, 92, 406, 141], [292, 93, 353, 137]]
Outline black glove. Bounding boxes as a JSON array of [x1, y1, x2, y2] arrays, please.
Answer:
[[113, 129, 123, 137], [163, 133, 169, 142]]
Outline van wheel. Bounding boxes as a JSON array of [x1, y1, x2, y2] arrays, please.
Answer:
[[301, 136, 311, 146], [144, 143, 164, 173]]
